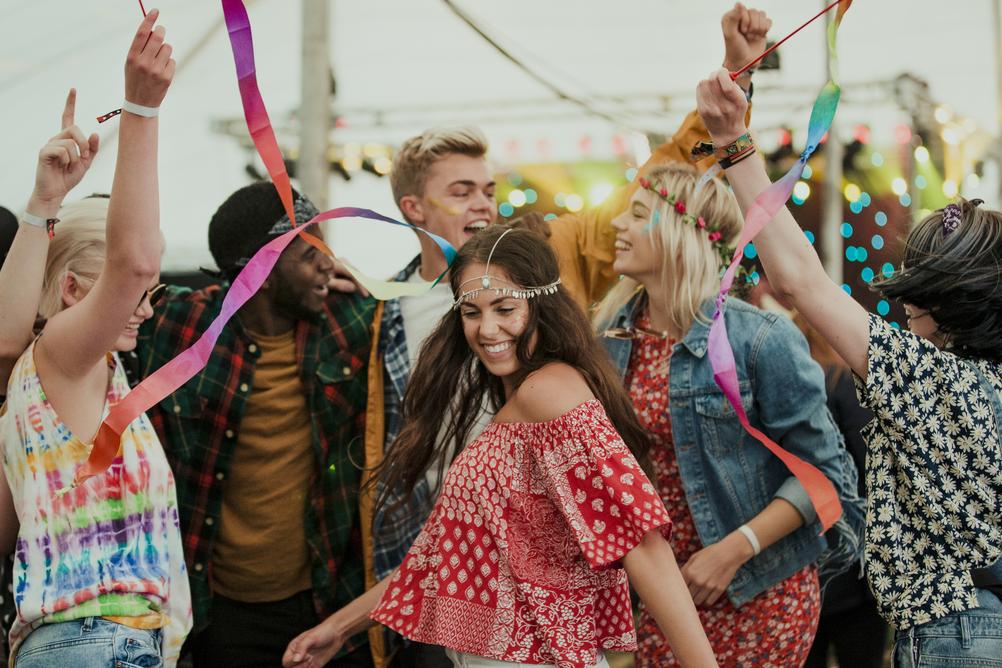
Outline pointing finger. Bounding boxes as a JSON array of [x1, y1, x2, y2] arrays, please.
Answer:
[[61, 88, 76, 130]]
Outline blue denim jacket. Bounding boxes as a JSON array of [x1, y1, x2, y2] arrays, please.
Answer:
[[601, 294, 864, 605]]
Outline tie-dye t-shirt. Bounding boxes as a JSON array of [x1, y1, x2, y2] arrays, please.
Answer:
[[0, 341, 191, 665]]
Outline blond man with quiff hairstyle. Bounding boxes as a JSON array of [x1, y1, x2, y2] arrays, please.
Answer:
[[389, 127, 488, 223]]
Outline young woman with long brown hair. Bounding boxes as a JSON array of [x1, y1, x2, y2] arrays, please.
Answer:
[[284, 223, 717, 668]]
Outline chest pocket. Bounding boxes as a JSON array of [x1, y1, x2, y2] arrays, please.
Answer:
[[160, 389, 208, 460], [315, 351, 366, 417], [692, 385, 754, 454], [316, 351, 365, 384]]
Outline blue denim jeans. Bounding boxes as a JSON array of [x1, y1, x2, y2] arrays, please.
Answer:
[[15, 617, 163, 668], [893, 589, 1002, 667]]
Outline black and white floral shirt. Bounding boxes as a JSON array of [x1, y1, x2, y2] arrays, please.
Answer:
[[855, 314, 1002, 630]]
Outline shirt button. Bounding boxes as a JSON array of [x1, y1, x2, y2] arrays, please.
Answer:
[[215, 472, 225, 481], [194, 563, 204, 572], [248, 344, 258, 354], [173, 404, 182, 414], [239, 383, 249, 392], [205, 517, 214, 526], [225, 429, 234, 439]]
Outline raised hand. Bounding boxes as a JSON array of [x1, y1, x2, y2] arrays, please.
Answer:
[[124, 8, 175, 110], [697, 68, 750, 145], [721, 3, 772, 74], [29, 89, 100, 211]]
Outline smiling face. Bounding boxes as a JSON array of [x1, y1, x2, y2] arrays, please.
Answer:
[[64, 271, 161, 352], [456, 263, 536, 388], [267, 225, 335, 320], [611, 188, 662, 282], [405, 153, 497, 250]]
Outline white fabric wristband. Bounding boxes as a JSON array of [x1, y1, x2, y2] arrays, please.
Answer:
[[20, 211, 47, 229], [737, 524, 762, 556], [122, 99, 159, 118]]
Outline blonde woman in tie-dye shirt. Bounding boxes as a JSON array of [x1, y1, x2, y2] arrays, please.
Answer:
[[0, 11, 191, 667]]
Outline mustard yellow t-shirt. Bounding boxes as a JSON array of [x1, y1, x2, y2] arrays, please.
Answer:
[[211, 330, 314, 602]]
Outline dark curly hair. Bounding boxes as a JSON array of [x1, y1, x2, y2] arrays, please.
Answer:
[[874, 197, 1002, 362]]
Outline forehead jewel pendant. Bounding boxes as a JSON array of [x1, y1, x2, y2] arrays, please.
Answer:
[[482, 276, 491, 288]]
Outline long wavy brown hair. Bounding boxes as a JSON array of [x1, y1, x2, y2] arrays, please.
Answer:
[[372, 220, 651, 515]]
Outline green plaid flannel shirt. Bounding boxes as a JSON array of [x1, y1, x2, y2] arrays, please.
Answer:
[[136, 284, 375, 651]]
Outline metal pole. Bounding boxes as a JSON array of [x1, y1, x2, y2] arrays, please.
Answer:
[[820, 0, 843, 283], [299, 0, 331, 210]]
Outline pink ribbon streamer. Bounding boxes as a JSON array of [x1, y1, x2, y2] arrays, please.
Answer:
[[68, 1, 458, 489], [707, 1, 852, 533]]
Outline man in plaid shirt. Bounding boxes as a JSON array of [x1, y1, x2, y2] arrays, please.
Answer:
[[136, 182, 376, 667]]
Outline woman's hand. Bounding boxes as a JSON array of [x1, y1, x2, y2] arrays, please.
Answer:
[[721, 3, 772, 74], [124, 9, 175, 110], [282, 617, 346, 668], [28, 89, 99, 214], [696, 68, 751, 146], [681, 531, 754, 607]]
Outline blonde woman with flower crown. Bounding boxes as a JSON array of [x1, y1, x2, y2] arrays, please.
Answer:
[[593, 163, 863, 667]]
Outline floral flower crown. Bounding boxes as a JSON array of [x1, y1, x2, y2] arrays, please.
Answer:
[[636, 175, 757, 285]]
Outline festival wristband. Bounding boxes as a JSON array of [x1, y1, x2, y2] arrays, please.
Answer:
[[21, 211, 58, 238], [714, 133, 754, 160], [718, 146, 756, 170], [122, 99, 160, 117], [737, 524, 762, 556]]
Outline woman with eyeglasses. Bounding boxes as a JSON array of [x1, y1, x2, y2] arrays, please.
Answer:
[[0, 11, 192, 667], [697, 66, 1002, 667]]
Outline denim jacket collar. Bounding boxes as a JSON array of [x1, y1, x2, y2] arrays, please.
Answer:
[[613, 291, 716, 359]]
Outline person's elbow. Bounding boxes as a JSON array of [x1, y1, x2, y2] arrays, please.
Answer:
[[108, 251, 160, 286]]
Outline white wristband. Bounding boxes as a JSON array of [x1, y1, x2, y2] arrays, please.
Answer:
[[737, 524, 762, 556], [122, 99, 159, 118], [20, 211, 47, 229]]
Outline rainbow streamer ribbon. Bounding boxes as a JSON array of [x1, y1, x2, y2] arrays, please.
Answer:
[[707, 0, 852, 533], [69, 1, 456, 488]]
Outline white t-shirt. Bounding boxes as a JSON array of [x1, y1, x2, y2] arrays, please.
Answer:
[[399, 270, 454, 370], [398, 268, 492, 492]]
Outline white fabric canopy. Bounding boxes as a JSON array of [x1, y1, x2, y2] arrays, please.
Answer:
[[0, 0, 994, 273]]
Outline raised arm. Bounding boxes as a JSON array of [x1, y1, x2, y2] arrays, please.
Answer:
[[0, 89, 99, 385], [37, 10, 174, 379], [696, 69, 870, 378], [548, 3, 768, 308]]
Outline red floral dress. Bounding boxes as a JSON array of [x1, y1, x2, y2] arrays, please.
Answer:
[[625, 312, 820, 668], [371, 400, 672, 668]]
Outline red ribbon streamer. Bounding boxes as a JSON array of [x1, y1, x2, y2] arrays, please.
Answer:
[[730, 0, 847, 80]]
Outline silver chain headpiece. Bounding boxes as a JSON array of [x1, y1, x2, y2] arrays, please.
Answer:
[[453, 228, 562, 309]]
